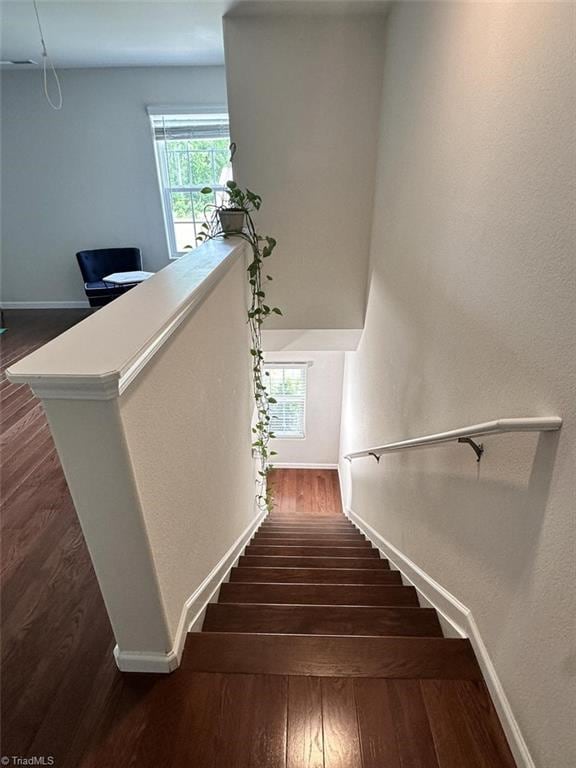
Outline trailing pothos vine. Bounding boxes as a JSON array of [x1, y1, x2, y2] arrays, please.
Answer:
[[197, 178, 281, 513]]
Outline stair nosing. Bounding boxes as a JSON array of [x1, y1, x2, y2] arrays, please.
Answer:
[[213, 602, 430, 611]]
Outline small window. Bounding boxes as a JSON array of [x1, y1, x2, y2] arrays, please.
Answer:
[[265, 365, 307, 439], [149, 109, 231, 257]]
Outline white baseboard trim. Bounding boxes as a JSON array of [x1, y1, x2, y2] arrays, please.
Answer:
[[0, 301, 90, 309], [272, 463, 338, 469], [114, 507, 267, 674], [346, 505, 535, 768]]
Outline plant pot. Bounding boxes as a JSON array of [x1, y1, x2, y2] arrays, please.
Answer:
[[218, 209, 245, 234]]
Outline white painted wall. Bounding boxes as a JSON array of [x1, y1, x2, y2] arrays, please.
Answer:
[[340, 4, 575, 767], [0, 66, 227, 304], [15, 241, 258, 668], [120, 253, 256, 643], [266, 351, 344, 466], [224, 12, 386, 330]]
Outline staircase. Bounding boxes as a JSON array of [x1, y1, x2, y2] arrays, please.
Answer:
[[181, 509, 517, 766]]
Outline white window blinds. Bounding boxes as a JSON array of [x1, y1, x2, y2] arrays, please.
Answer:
[[147, 108, 231, 256], [149, 112, 229, 142], [265, 365, 307, 439]]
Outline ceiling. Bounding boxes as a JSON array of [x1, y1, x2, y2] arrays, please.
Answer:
[[0, 1, 232, 68], [0, 0, 390, 69]]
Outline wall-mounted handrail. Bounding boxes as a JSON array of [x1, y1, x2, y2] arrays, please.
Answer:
[[344, 417, 562, 463]]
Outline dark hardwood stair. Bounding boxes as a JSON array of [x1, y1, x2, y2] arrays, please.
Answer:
[[182, 633, 482, 679], [229, 566, 402, 583], [187, 503, 517, 767], [245, 544, 380, 557], [238, 554, 390, 568], [258, 526, 360, 534], [219, 582, 419, 606], [203, 603, 443, 636], [251, 536, 372, 546]]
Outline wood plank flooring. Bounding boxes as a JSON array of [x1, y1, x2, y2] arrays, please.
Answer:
[[1, 313, 517, 767]]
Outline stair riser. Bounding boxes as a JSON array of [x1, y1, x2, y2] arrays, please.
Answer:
[[182, 634, 482, 679], [264, 520, 350, 524], [251, 538, 370, 547], [245, 546, 379, 557], [265, 516, 348, 521], [203, 604, 442, 637], [239, 556, 389, 569], [262, 520, 358, 531], [229, 568, 401, 584], [259, 525, 358, 532], [218, 583, 419, 606]]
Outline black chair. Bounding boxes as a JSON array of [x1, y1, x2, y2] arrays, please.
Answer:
[[76, 247, 143, 308]]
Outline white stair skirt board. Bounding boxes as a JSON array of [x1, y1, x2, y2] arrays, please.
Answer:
[[272, 463, 338, 470], [114, 507, 267, 674], [0, 301, 90, 309], [346, 506, 535, 768]]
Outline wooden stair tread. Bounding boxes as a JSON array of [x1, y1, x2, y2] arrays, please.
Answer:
[[258, 527, 359, 534], [261, 520, 355, 526], [182, 633, 482, 679], [239, 555, 389, 568], [219, 583, 419, 606], [264, 513, 350, 523], [252, 537, 370, 546], [203, 603, 442, 637], [245, 545, 380, 557], [260, 520, 355, 526], [229, 567, 402, 584]]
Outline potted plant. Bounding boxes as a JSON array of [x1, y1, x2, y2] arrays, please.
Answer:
[[200, 180, 261, 234], [197, 177, 281, 513]]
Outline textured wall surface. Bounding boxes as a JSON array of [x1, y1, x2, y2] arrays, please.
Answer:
[[340, 3, 575, 766], [1, 66, 227, 303], [224, 13, 386, 330], [120, 255, 256, 638]]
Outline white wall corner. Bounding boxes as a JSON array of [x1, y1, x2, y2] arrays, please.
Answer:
[[114, 506, 267, 673], [345, 505, 536, 768], [262, 329, 363, 352]]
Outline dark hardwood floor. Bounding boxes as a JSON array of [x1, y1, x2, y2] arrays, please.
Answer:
[[1, 311, 517, 767], [268, 467, 343, 516]]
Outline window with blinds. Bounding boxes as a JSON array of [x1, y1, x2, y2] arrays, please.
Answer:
[[148, 108, 231, 257], [265, 365, 307, 439]]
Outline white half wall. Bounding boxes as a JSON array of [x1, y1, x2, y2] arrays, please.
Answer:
[[340, 4, 575, 767], [0, 66, 227, 304], [8, 240, 258, 671], [224, 11, 386, 330], [266, 350, 344, 466]]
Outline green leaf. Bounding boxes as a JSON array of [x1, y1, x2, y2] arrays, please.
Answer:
[[200, 186, 213, 194], [272, 308, 282, 315], [268, 397, 277, 404]]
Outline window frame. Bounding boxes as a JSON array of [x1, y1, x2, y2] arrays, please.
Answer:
[[264, 363, 309, 440], [148, 105, 230, 259]]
